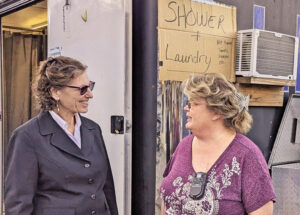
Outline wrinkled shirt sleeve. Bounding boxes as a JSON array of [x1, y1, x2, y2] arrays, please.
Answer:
[[241, 146, 276, 213]]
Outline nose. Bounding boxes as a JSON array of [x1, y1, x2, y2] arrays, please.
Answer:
[[85, 88, 93, 98], [184, 104, 189, 112]]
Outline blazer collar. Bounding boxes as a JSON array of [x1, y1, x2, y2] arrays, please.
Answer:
[[38, 111, 96, 135], [37, 111, 97, 161]]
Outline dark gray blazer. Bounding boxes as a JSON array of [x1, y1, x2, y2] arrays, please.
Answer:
[[5, 111, 118, 215]]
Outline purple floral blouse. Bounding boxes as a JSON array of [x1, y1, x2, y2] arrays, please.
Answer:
[[160, 133, 276, 215]]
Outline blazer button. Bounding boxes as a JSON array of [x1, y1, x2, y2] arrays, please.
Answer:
[[90, 210, 96, 215], [88, 178, 94, 184], [84, 163, 90, 168], [91, 194, 96, 200]]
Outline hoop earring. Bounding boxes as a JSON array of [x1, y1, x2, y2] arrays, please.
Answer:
[[56, 99, 60, 112]]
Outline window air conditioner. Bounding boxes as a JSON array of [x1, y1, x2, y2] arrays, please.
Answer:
[[235, 29, 299, 80]]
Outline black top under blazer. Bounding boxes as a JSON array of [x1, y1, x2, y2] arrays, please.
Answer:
[[5, 111, 119, 215]]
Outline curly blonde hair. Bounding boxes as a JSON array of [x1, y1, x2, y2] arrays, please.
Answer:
[[34, 56, 87, 111], [183, 73, 252, 134]]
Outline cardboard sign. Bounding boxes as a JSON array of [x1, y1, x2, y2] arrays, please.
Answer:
[[158, 0, 237, 81]]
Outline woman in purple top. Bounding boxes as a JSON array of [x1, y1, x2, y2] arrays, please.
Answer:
[[160, 73, 276, 215]]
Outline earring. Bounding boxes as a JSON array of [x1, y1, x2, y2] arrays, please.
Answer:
[[56, 99, 60, 112]]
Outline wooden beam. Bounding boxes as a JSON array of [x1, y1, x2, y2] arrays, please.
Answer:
[[235, 83, 284, 107], [236, 76, 296, 86]]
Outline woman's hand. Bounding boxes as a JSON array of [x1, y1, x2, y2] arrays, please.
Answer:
[[161, 201, 165, 215], [248, 201, 273, 215]]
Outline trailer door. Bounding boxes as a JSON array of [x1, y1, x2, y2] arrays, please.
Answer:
[[48, 1, 131, 214]]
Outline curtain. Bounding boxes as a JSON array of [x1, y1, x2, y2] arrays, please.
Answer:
[[3, 31, 47, 155]]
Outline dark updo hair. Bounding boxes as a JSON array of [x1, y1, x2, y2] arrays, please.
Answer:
[[183, 73, 253, 134], [35, 56, 87, 111]]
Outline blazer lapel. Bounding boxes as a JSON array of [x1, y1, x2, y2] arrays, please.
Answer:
[[80, 115, 97, 157], [38, 111, 91, 161], [50, 130, 89, 161]]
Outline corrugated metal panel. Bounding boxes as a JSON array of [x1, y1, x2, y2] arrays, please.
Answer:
[[268, 94, 300, 167], [0, 0, 37, 15], [272, 163, 300, 215]]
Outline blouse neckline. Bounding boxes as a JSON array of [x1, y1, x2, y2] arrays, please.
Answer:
[[189, 133, 238, 174]]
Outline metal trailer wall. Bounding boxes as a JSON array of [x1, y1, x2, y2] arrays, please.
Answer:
[[216, 0, 300, 160], [217, 0, 300, 36]]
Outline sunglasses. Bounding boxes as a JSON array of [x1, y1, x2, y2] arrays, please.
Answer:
[[63, 81, 95, 95]]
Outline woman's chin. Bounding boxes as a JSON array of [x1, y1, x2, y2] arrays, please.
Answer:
[[185, 123, 192, 130], [81, 108, 88, 113], [77, 107, 88, 113]]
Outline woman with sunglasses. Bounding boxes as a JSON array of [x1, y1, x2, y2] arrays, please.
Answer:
[[160, 73, 275, 215], [5, 56, 118, 215]]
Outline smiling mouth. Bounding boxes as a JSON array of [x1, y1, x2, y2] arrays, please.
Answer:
[[80, 101, 89, 105]]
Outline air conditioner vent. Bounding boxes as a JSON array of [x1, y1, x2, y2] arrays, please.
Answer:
[[236, 29, 298, 80]]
